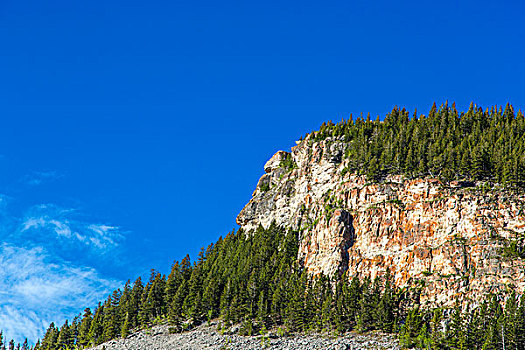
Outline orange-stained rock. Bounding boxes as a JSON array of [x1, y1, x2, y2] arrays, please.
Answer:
[[236, 135, 525, 307]]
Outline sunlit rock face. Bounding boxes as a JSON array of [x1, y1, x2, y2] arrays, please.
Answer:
[[237, 134, 525, 307]]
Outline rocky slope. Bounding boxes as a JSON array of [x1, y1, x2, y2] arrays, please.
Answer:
[[90, 321, 400, 350], [237, 135, 525, 307]]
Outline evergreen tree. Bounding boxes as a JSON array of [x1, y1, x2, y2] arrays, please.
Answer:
[[356, 277, 375, 332], [88, 304, 104, 346], [376, 271, 395, 332], [165, 261, 182, 306], [128, 277, 144, 329], [77, 308, 92, 347], [482, 295, 503, 350], [118, 280, 132, 338], [504, 291, 518, 350], [41, 323, 58, 350], [399, 307, 423, 349], [446, 304, 465, 350], [169, 279, 189, 328], [285, 271, 308, 332], [516, 294, 525, 350], [429, 309, 444, 350], [102, 289, 122, 341], [56, 320, 72, 349]]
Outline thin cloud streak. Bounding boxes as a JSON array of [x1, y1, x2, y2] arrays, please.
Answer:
[[20, 171, 63, 187], [19, 204, 123, 252], [0, 243, 120, 343], [0, 194, 126, 343]]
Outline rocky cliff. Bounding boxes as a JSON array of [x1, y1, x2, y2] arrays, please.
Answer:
[[237, 134, 525, 307]]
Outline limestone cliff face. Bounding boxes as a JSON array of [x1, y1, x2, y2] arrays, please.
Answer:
[[237, 135, 525, 306]]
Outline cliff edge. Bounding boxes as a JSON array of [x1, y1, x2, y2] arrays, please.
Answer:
[[237, 134, 525, 307]]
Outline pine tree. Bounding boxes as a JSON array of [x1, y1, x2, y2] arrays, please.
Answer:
[[515, 294, 525, 350], [271, 280, 286, 326], [41, 322, 59, 350], [142, 272, 166, 323], [183, 268, 204, 322], [56, 320, 72, 349], [376, 271, 395, 333], [504, 291, 518, 350], [357, 277, 377, 332], [446, 304, 465, 350], [118, 280, 132, 338], [320, 291, 334, 332], [429, 308, 443, 350], [482, 295, 503, 350], [285, 271, 307, 332], [102, 289, 122, 341], [138, 272, 154, 327], [129, 277, 144, 329], [399, 307, 423, 348], [165, 261, 182, 306], [470, 301, 489, 350], [169, 279, 189, 328], [344, 275, 361, 330], [77, 308, 92, 347], [88, 304, 104, 346]]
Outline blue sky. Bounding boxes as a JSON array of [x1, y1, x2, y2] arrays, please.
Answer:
[[0, 0, 524, 342]]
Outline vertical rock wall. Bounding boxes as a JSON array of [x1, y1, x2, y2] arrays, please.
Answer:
[[237, 135, 525, 306]]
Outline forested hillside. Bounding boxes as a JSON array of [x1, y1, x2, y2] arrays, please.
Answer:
[[18, 225, 407, 349], [2, 103, 525, 350], [310, 102, 525, 185], [21, 225, 525, 350]]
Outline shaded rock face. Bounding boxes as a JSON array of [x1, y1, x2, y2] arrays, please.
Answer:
[[237, 135, 525, 307]]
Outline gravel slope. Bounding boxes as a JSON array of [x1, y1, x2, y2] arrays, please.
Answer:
[[89, 321, 400, 350]]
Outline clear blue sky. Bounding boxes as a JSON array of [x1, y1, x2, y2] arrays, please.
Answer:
[[0, 0, 523, 342]]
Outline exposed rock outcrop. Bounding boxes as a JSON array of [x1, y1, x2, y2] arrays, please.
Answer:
[[237, 135, 525, 307]]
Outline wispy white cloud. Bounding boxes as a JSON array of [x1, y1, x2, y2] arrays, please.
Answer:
[[20, 171, 63, 186], [22, 216, 73, 239], [0, 195, 126, 343], [85, 224, 121, 249], [0, 243, 119, 343], [0, 306, 44, 345], [19, 204, 123, 252]]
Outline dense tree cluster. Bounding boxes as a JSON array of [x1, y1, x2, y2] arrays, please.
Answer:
[[399, 292, 525, 350], [19, 225, 410, 349], [24, 223, 525, 350], [310, 102, 525, 185], [21, 225, 525, 350]]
